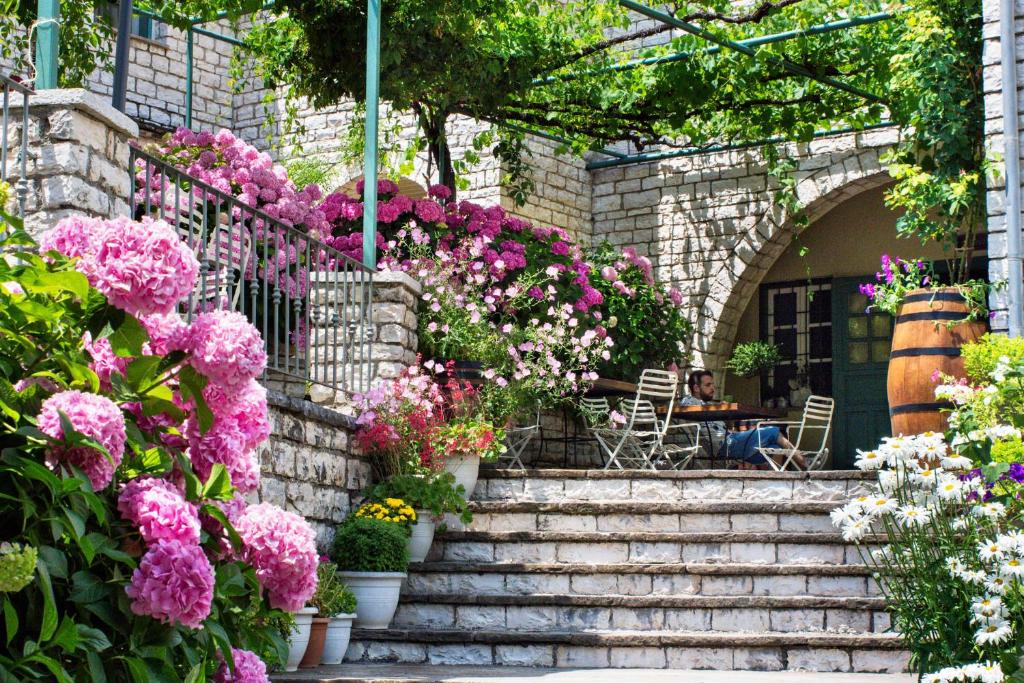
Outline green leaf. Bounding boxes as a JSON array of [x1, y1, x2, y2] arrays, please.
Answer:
[[178, 366, 212, 433], [202, 464, 232, 500], [125, 356, 164, 391], [108, 315, 149, 357], [2, 598, 17, 646], [20, 269, 90, 301], [51, 617, 79, 653], [86, 651, 108, 683], [183, 663, 204, 683], [76, 625, 112, 652], [36, 563, 58, 643], [200, 504, 242, 552], [70, 571, 110, 604], [123, 656, 149, 682]]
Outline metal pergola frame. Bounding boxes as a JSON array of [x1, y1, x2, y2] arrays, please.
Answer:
[[33, 0, 894, 270]]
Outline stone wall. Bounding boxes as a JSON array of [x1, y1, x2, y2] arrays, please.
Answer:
[[981, 0, 1024, 333], [257, 391, 372, 548], [590, 128, 899, 372], [504, 136, 593, 243], [6, 89, 138, 236]]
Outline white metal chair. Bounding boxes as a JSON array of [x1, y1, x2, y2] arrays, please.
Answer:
[[499, 411, 540, 470], [594, 369, 680, 470], [753, 395, 835, 471]]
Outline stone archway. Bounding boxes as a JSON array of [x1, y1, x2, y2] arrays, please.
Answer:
[[692, 146, 897, 373]]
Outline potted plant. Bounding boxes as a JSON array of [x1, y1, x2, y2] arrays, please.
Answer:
[[860, 255, 989, 435], [725, 340, 782, 380], [308, 561, 358, 665], [433, 417, 506, 497], [331, 515, 409, 629], [366, 473, 473, 562], [285, 608, 315, 672]]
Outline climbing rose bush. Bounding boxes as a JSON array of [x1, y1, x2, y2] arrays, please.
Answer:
[[0, 216, 316, 679]]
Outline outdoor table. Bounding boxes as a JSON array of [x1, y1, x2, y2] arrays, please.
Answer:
[[669, 403, 789, 469]]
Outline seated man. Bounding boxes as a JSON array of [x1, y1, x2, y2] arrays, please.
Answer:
[[681, 370, 804, 470]]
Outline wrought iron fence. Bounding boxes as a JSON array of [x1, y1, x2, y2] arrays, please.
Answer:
[[1, 74, 32, 219], [130, 147, 374, 398]]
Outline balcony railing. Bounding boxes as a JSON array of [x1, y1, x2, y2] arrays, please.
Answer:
[[130, 147, 374, 398], [1, 74, 32, 219]]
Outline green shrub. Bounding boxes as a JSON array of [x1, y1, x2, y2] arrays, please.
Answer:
[[366, 473, 472, 526], [725, 341, 782, 379], [331, 517, 409, 573], [310, 562, 357, 616], [962, 334, 1024, 384]]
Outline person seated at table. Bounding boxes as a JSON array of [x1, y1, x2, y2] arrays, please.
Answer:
[[681, 370, 803, 470]]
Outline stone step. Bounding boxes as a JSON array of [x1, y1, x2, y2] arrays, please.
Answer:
[[345, 629, 907, 673], [393, 593, 890, 634], [455, 500, 841, 534], [433, 531, 880, 565], [476, 469, 872, 504], [406, 562, 879, 598]]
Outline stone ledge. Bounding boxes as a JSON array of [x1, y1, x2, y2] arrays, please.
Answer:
[[266, 388, 358, 432], [11, 88, 139, 138], [409, 562, 874, 576], [479, 468, 873, 481], [466, 501, 842, 514], [398, 593, 884, 610], [438, 530, 881, 544]]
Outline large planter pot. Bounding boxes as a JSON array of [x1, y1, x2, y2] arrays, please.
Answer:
[[299, 617, 328, 668], [285, 607, 317, 672], [407, 509, 436, 563], [321, 613, 357, 665], [888, 288, 986, 436], [338, 571, 406, 629], [444, 452, 480, 497]]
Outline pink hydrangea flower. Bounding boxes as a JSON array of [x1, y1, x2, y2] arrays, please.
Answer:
[[187, 311, 267, 388], [87, 217, 200, 316], [38, 215, 106, 262], [126, 539, 214, 629], [38, 390, 127, 491], [118, 477, 200, 545], [185, 416, 260, 493], [235, 503, 318, 612], [140, 312, 189, 355], [83, 332, 129, 391], [204, 379, 271, 452], [213, 648, 269, 683]]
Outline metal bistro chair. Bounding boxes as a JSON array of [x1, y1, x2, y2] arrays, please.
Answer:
[[594, 369, 680, 471], [754, 395, 835, 471], [499, 411, 541, 470]]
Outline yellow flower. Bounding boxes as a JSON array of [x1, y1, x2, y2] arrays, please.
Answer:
[[385, 498, 403, 508], [375, 512, 384, 519]]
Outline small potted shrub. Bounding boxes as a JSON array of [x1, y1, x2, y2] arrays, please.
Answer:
[[311, 561, 358, 665], [367, 473, 473, 562], [725, 340, 782, 380], [433, 417, 506, 497], [332, 515, 409, 629]]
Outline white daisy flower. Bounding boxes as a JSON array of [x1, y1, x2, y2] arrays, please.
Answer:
[[978, 540, 1005, 562], [974, 502, 1006, 520], [866, 496, 897, 516], [941, 455, 974, 470], [972, 660, 1005, 683], [895, 505, 932, 528], [1002, 557, 1024, 578], [830, 504, 862, 528], [854, 449, 884, 470], [936, 475, 964, 500], [985, 575, 1009, 595], [841, 518, 869, 542], [974, 620, 1012, 645]]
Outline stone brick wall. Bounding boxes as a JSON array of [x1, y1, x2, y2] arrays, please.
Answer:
[[6, 89, 137, 237], [504, 136, 592, 243], [590, 129, 899, 373], [258, 391, 372, 549], [981, 0, 1024, 333]]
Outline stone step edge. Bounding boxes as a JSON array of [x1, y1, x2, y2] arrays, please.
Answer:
[[467, 501, 843, 514], [439, 530, 882, 544], [398, 593, 885, 609], [479, 468, 872, 481], [350, 628, 902, 649], [410, 561, 874, 576]]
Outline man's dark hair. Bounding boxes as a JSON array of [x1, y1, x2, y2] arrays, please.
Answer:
[[688, 369, 713, 393]]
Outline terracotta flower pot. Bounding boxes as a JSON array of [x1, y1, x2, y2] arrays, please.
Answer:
[[299, 617, 329, 668]]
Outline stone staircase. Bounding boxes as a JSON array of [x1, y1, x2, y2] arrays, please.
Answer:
[[345, 469, 906, 674]]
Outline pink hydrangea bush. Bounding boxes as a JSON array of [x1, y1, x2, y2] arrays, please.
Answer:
[[235, 503, 319, 611], [213, 648, 270, 683], [117, 477, 200, 545], [188, 310, 268, 389], [38, 390, 127, 491], [125, 539, 215, 629]]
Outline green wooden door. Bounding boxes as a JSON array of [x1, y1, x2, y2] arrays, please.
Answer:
[[831, 277, 893, 468]]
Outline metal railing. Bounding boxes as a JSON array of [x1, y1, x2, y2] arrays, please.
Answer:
[[1, 74, 32, 218], [130, 147, 374, 397]]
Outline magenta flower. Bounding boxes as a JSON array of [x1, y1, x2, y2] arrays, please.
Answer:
[[213, 648, 269, 683], [38, 391, 127, 491], [185, 416, 260, 493], [550, 241, 570, 256], [427, 184, 452, 201], [126, 539, 214, 629], [414, 199, 444, 223], [187, 311, 267, 389], [235, 503, 319, 612], [83, 332, 129, 391], [139, 312, 189, 356], [118, 477, 200, 545]]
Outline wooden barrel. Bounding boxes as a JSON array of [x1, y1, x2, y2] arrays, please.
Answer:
[[887, 288, 986, 436]]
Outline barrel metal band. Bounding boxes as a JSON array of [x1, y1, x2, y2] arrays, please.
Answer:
[[896, 311, 966, 324], [889, 401, 954, 416], [890, 346, 962, 359], [901, 292, 966, 304]]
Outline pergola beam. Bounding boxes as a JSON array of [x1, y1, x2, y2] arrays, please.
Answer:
[[500, 122, 630, 159], [532, 11, 893, 86], [618, 0, 886, 105]]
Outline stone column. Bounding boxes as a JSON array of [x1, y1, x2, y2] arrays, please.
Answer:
[[6, 89, 138, 237]]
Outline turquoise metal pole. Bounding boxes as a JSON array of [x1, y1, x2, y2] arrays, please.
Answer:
[[185, 28, 194, 128], [35, 0, 60, 89], [361, 0, 381, 269]]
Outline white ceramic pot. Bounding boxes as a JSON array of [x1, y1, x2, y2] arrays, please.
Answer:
[[321, 613, 357, 665], [444, 452, 480, 497], [286, 606, 317, 671], [407, 510, 436, 563], [338, 571, 406, 629]]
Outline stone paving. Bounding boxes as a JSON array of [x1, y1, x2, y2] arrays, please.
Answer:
[[274, 663, 915, 682]]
